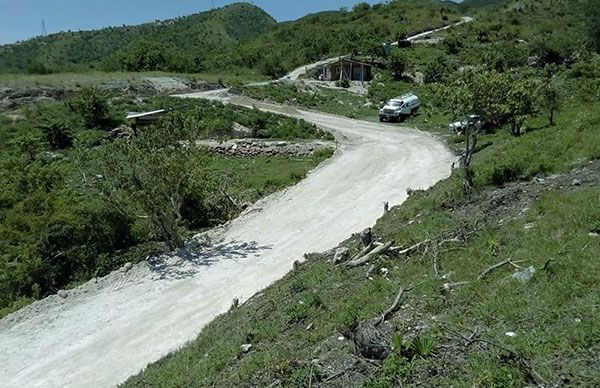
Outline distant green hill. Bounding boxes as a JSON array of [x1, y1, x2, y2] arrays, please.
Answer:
[[0, 0, 464, 77], [0, 3, 276, 74], [214, 0, 463, 78]]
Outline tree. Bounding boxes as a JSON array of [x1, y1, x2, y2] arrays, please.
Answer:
[[364, 39, 386, 61], [504, 79, 539, 137], [539, 78, 563, 126], [438, 69, 539, 187], [37, 117, 74, 150], [386, 50, 407, 80], [353, 3, 371, 12], [260, 54, 286, 79], [443, 34, 462, 55], [423, 55, 454, 84], [92, 122, 211, 250]]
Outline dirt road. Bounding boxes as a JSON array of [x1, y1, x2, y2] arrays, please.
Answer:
[[0, 91, 454, 387]]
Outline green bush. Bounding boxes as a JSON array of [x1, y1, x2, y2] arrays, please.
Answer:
[[38, 118, 74, 150], [68, 86, 111, 129]]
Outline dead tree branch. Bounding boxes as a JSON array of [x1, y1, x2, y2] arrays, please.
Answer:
[[346, 241, 394, 268], [477, 259, 527, 280], [390, 239, 432, 255], [373, 285, 416, 327]]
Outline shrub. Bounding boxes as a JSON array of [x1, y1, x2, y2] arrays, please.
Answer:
[[336, 77, 351, 88], [387, 50, 407, 80], [68, 87, 110, 130], [38, 117, 74, 150]]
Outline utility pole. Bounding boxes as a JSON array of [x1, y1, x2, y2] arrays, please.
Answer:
[[41, 19, 47, 36]]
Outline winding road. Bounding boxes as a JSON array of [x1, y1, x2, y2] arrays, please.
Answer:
[[0, 17, 471, 388]]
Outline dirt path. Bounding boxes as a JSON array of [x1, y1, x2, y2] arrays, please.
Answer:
[[0, 89, 454, 387]]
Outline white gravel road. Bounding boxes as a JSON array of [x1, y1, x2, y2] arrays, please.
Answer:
[[0, 92, 454, 387], [0, 17, 473, 387]]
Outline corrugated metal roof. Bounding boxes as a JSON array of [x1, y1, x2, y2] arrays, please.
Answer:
[[125, 109, 166, 120]]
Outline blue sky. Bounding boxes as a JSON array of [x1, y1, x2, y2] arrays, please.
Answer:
[[0, 0, 393, 45]]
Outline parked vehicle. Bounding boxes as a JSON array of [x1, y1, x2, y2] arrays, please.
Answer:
[[449, 115, 483, 134], [379, 93, 420, 122]]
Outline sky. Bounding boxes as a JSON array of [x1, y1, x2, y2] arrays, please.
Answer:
[[0, 0, 395, 45]]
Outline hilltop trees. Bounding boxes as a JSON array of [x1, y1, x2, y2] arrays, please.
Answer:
[[104, 42, 196, 73]]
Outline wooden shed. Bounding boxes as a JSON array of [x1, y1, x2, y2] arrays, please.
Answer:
[[322, 59, 373, 82]]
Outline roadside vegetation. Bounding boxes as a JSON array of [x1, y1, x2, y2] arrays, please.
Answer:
[[0, 90, 333, 317], [1, 0, 600, 385]]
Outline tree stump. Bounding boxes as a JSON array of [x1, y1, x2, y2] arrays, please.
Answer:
[[361, 228, 372, 248], [352, 321, 391, 360]]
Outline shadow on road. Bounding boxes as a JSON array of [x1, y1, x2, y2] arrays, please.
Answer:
[[148, 239, 273, 280]]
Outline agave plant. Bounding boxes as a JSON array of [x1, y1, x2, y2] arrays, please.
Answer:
[[410, 336, 437, 358]]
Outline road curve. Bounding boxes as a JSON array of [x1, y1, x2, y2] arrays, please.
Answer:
[[0, 91, 454, 388]]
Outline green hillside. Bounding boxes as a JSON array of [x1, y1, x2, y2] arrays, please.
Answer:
[[214, 0, 463, 77], [122, 0, 600, 386], [0, 3, 276, 74], [0, 0, 463, 77]]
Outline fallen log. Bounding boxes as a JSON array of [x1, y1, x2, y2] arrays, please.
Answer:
[[346, 242, 375, 263], [440, 281, 470, 294], [346, 241, 394, 268]]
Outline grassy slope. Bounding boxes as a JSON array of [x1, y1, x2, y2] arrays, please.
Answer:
[[123, 99, 600, 387], [123, 0, 600, 385], [0, 3, 275, 73]]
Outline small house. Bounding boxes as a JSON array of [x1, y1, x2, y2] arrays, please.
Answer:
[[321, 59, 373, 82]]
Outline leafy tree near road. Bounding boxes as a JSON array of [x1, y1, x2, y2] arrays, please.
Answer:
[[260, 54, 286, 79], [504, 79, 539, 136], [423, 55, 454, 84], [93, 123, 212, 250], [439, 69, 539, 186]]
